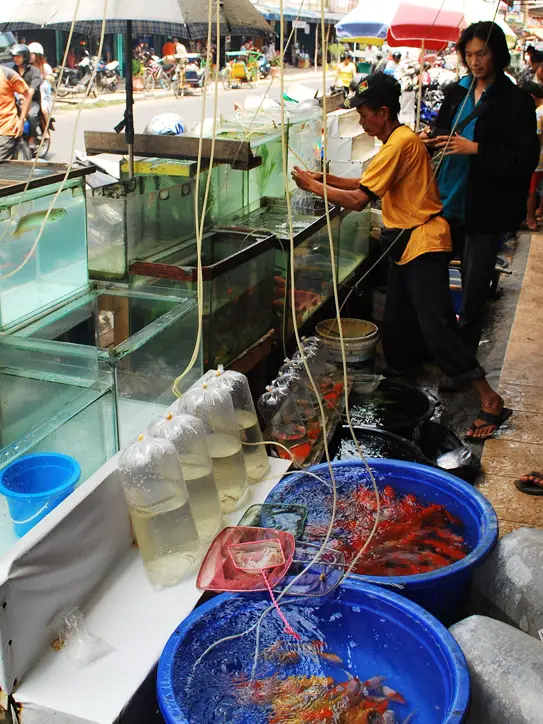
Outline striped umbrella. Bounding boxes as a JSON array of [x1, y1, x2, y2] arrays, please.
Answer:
[[336, 0, 399, 46], [0, 0, 272, 174]]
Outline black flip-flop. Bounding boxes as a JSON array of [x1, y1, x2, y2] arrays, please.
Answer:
[[515, 472, 543, 496], [465, 407, 512, 442]]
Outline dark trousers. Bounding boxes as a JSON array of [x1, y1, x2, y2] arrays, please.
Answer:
[[381, 252, 485, 385], [450, 222, 502, 355]]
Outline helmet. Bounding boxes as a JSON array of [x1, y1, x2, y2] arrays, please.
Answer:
[[144, 113, 186, 136], [10, 43, 30, 65], [28, 42, 45, 56]]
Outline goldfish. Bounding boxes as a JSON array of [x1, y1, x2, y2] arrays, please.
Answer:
[[261, 640, 343, 668], [12, 209, 66, 238]]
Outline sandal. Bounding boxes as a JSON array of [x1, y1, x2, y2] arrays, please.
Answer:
[[465, 407, 512, 441], [515, 472, 543, 496]]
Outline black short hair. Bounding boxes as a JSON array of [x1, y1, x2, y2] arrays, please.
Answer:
[[456, 21, 511, 72]]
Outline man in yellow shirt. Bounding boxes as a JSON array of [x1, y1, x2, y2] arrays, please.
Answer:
[[292, 72, 511, 440]]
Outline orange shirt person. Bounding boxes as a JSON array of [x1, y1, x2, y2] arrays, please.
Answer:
[[162, 40, 176, 58], [0, 66, 32, 160]]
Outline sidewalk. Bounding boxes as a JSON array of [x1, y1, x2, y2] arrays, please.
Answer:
[[478, 232, 543, 537], [54, 67, 333, 110]]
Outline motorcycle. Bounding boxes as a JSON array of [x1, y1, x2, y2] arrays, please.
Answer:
[[14, 111, 54, 160], [94, 58, 120, 93], [54, 53, 96, 97]]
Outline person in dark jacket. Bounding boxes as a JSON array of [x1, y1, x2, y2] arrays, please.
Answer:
[[422, 22, 539, 363]]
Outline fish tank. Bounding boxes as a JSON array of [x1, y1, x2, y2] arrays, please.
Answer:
[[12, 283, 202, 447], [87, 169, 201, 281], [129, 230, 276, 368], [0, 161, 93, 332], [0, 335, 116, 555]]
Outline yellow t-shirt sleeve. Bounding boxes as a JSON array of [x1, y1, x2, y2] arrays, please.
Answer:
[[359, 137, 408, 198]]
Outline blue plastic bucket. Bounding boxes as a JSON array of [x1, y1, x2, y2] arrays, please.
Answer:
[[265, 460, 498, 624], [0, 453, 80, 537], [157, 580, 470, 723]]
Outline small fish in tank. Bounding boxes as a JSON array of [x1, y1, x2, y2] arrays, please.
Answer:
[[12, 208, 66, 238]]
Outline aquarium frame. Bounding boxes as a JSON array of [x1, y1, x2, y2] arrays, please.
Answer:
[[0, 160, 94, 197]]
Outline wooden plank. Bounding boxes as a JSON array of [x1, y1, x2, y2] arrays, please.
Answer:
[[84, 132, 260, 170], [319, 92, 347, 113]]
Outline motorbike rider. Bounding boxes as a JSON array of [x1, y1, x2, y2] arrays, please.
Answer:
[[11, 44, 42, 151], [0, 64, 31, 160], [28, 42, 52, 139]]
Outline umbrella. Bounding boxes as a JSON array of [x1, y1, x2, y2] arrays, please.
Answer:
[[387, 0, 466, 50], [335, 0, 398, 46], [385, 0, 466, 130], [0, 0, 272, 175]]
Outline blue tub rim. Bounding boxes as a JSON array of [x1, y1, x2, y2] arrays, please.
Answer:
[[157, 579, 471, 724], [264, 458, 499, 588], [0, 452, 81, 500]]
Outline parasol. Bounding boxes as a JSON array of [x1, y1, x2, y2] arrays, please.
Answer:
[[335, 0, 399, 46], [0, 0, 271, 175]]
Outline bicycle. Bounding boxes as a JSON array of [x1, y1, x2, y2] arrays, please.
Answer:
[[142, 56, 176, 92]]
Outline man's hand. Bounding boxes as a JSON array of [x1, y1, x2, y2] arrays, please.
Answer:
[[14, 117, 25, 138], [292, 166, 316, 192], [434, 134, 479, 156]]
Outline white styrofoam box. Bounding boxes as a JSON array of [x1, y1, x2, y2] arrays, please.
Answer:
[[326, 137, 353, 162], [11, 456, 291, 724], [326, 108, 361, 138], [329, 160, 364, 179], [352, 134, 377, 161], [326, 114, 339, 138]]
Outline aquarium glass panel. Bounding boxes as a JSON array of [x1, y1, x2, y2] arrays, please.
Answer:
[[0, 179, 88, 331]]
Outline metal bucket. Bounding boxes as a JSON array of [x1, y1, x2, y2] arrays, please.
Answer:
[[316, 318, 379, 373]]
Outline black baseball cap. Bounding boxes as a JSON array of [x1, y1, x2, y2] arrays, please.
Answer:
[[523, 80, 543, 98], [343, 72, 401, 112]]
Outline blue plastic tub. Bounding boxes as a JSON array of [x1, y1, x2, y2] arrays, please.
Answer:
[[157, 580, 470, 723], [265, 460, 498, 624], [0, 453, 80, 537]]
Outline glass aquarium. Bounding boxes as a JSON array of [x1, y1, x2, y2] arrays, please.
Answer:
[[87, 171, 200, 281], [129, 230, 275, 369], [0, 162, 92, 331], [12, 284, 202, 447], [0, 336, 116, 555]]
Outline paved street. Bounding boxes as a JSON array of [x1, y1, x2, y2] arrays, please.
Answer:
[[48, 70, 327, 163]]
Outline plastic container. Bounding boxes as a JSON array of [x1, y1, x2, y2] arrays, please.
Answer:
[[348, 379, 435, 439], [265, 459, 499, 623], [207, 368, 269, 483], [157, 579, 470, 723], [316, 318, 379, 374], [0, 453, 81, 537], [147, 412, 222, 543], [329, 424, 425, 464], [118, 434, 201, 589], [173, 383, 247, 513]]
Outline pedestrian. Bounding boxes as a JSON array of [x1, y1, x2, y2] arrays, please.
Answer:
[[385, 52, 402, 80], [0, 64, 31, 160], [335, 53, 356, 94], [522, 81, 543, 230], [373, 53, 386, 74], [423, 21, 539, 363], [292, 72, 511, 440]]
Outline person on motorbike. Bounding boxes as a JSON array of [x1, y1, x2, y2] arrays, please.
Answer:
[[0, 64, 31, 160], [28, 42, 52, 140], [11, 44, 41, 151]]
